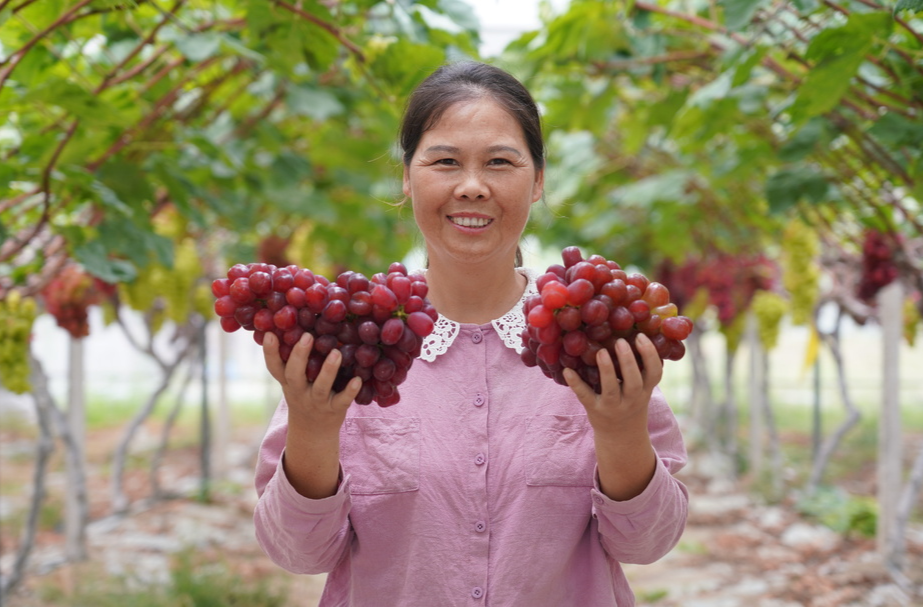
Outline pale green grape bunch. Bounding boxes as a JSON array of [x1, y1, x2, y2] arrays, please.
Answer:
[[119, 238, 207, 330], [752, 290, 788, 351], [0, 291, 38, 394], [781, 220, 820, 326]]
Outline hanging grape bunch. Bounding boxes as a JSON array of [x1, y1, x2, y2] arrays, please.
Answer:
[[0, 291, 38, 394], [520, 247, 693, 393], [41, 264, 114, 338], [213, 262, 436, 407], [856, 228, 900, 302]]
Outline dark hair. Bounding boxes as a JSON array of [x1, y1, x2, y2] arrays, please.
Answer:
[[400, 61, 545, 171], [400, 62, 544, 268]]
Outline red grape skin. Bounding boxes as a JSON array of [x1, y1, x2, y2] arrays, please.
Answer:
[[214, 296, 237, 317]]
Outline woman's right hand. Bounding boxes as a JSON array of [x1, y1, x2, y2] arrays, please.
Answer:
[[262, 331, 363, 498]]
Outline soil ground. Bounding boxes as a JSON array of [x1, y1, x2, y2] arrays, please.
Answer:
[[1, 418, 922, 607]]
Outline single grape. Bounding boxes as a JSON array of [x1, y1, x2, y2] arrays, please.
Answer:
[[273, 305, 298, 331], [380, 317, 405, 346], [229, 278, 255, 304], [407, 311, 435, 337]]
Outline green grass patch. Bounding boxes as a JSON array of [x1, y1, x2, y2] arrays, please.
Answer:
[[37, 548, 289, 607]]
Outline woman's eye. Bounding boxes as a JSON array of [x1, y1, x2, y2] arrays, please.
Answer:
[[489, 158, 512, 166], [435, 158, 457, 166]]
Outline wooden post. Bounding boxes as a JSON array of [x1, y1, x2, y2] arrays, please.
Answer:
[[747, 312, 764, 482], [877, 281, 902, 560], [65, 335, 87, 560]]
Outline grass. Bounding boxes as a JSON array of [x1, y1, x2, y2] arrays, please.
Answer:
[[35, 549, 289, 607]]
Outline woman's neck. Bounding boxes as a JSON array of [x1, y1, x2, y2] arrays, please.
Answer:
[[424, 258, 526, 325]]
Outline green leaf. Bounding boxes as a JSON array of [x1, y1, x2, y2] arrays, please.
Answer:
[[790, 12, 893, 122], [287, 85, 345, 121], [175, 32, 221, 62], [778, 118, 830, 162], [869, 111, 923, 147], [370, 39, 446, 98], [22, 78, 125, 126], [723, 0, 769, 31], [765, 166, 830, 213], [894, 0, 923, 13], [74, 240, 138, 284]]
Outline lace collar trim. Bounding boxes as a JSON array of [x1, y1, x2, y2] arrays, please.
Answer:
[[419, 268, 538, 362]]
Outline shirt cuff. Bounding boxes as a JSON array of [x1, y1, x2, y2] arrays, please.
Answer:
[[276, 450, 351, 515], [590, 457, 672, 516]]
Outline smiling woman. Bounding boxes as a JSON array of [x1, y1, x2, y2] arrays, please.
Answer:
[[252, 61, 689, 607]]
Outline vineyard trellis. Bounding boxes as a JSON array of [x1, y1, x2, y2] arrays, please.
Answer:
[[1, 0, 922, 602]]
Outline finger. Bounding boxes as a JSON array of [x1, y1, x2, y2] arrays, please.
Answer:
[[332, 376, 364, 410], [635, 333, 664, 387], [311, 348, 343, 397], [563, 367, 596, 408], [614, 338, 643, 394], [284, 332, 314, 386], [594, 347, 622, 400], [262, 332, 286, 383]]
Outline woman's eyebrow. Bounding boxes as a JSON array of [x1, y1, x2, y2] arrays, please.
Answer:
[[423, 144, 523, 156]]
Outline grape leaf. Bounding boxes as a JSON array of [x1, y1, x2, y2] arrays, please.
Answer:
[[790, 12, 893, 123], [894, 0, 923, 12], [765, 166, 830, 212], [723, 0, 769, 31]]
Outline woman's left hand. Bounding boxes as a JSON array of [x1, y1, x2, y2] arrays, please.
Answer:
[[564, 332, 663, 501], [564, 332, 663, 437]]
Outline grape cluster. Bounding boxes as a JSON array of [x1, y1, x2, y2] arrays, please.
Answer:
[[119, 238, 210, 332], [781, 220, 819, 326], [213, 262, 436, 407], [520, 247, 694, 393], [41, 265, 113, 338], [0, 291, 38, 394], [856, 228, 899, 302], [751, 290, 788, 351], [695, 254, 776, 327]]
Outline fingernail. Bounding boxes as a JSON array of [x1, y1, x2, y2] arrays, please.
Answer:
[[299, 333, 310, 346], [637, 333, 650, 345], [616, 339, 630, 353], [265, 333, 275, 345]]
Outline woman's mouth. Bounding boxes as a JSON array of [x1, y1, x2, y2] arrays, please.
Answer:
[[449, 216, 492, 228]]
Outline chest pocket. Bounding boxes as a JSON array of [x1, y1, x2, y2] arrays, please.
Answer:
[[524, 414, 596, 487], [341, 417, 421, 495]]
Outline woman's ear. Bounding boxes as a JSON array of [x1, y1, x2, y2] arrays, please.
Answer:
[[402, 165, 411, 199], [531, 168, 545, 204]]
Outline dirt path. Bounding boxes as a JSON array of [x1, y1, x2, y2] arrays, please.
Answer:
[[2, 432, 921, 606]]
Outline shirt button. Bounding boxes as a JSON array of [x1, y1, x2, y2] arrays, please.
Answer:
[[475, 453, 486, 466], [474, 394, 485, 407], [471, 331, 483, 344], [593, 494, 605, 505], [471, 586, 484, 599], [475, 520, 487, 533]]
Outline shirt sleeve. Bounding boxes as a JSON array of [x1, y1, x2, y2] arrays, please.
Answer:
[[252, 398, 353, 575], [590, 387, 690, 565]]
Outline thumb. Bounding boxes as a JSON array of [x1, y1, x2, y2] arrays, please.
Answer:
[[563, 367, 597, 409]]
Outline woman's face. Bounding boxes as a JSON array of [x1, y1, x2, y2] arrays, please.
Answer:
[[403, 97, 544, 269]]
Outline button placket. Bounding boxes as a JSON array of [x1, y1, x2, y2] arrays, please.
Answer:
[[471, 587, 484, 599], [471, 331, 483, 344]]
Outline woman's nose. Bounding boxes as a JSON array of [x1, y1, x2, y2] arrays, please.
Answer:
[[455, 170, 488, 200]]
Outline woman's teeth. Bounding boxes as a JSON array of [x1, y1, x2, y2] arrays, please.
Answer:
[[450, 216, 491, 228]]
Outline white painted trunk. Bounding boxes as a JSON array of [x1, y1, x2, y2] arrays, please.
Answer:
[[877, 281, 902, 560], [65, 336, 87, 560]]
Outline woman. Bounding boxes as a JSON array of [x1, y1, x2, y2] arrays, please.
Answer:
[[254, 61, 688, 606]]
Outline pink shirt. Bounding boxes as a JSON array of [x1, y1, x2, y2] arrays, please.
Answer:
[[254, 279, 689, 606]]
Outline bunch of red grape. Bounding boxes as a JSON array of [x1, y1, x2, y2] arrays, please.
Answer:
[[856, 228, 899, 302], [213, 262, 437, 407], [694, 253, 776, 327], [521, 247, 693, 393], [41, 264, 114, 338]]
